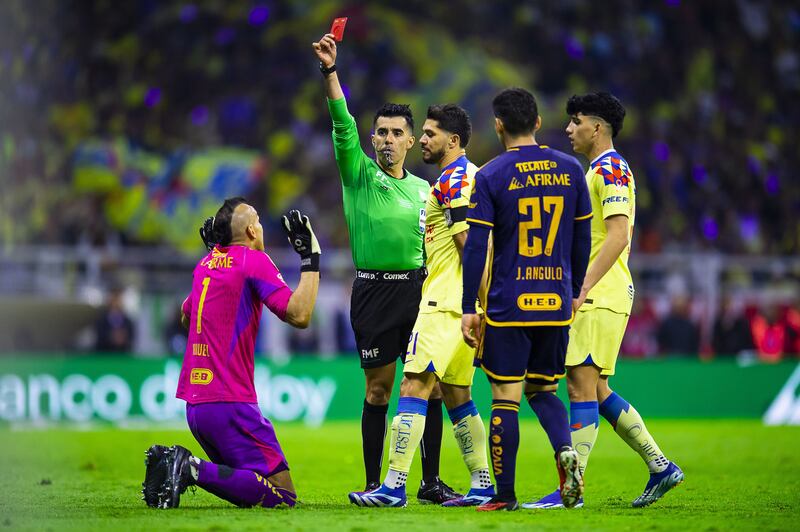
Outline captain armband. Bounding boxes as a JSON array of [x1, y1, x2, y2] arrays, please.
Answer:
[[444, 205, 468, 227]]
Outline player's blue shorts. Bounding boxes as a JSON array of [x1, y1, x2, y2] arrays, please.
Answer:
[[477, 324, 569, 384]]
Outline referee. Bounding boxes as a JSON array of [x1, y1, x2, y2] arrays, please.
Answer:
[[313, 33, 457, 503]]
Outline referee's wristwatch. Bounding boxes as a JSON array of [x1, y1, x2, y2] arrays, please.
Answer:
[[319, 62, 336, 77]]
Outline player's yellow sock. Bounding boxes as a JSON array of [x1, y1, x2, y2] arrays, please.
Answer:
[[600, 392, 669, 473], [570, 401, 599, 476], [449, 400, 492, 488], [385, 397, 428, 488]]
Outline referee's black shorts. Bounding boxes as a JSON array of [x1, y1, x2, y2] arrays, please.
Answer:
[[350, 268, 425, 369]]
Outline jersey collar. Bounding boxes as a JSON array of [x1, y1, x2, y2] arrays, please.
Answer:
[[589, 148, 616, 167]]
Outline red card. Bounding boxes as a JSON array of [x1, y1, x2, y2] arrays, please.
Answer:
[[330, 17, 348, 42]]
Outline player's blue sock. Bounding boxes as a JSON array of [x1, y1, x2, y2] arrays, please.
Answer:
[[490, 399, 520, 500], [570, 401, 599, 475], [600, 392, 668, 473], [527, 392, 571, 452], [598, 391, 629, 427]]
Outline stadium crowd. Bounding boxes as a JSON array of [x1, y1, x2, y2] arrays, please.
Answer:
[[1, 1, 799, 358]]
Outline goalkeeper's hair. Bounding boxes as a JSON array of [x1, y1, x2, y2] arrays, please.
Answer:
[[427, 104, 472, 147], [492, 88, 539, 136], [212, 196, 248, 246], [373, 103, 414, 131], [566, 92, 626, 138]]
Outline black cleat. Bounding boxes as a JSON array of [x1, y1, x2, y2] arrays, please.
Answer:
[[417, 476, 462, 505], [158, 445, 196, 509], [142, 445, 169, 507]]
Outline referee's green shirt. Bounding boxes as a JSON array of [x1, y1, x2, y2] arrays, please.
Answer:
[[328, 97, 430, 271]]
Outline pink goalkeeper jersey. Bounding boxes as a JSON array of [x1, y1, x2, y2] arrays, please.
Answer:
[[176, 245, 292, 404]]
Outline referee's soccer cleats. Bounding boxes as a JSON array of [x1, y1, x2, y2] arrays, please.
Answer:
[[632, 461, 684, 508], [141, 444, 169, 507], [158, 445, 196, 509], [417, 476, 462, 504], [475, 495, 519, 511], [441, 485, 495, 507], [557, 446, 584, 509], [521, 488, 584, 509], [348, 483, 407, 507]]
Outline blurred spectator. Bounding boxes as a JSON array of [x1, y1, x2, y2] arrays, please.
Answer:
[[164, 304, 188, 357], [94, 287, 135, 352], [749, 303, 800, 362], [621, 297, 658, 358], [711, 295, 754, 357], [656, 296, 700, 356]]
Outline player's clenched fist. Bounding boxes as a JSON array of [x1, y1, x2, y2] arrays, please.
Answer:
[[282, 209, 321, 272], [312, 34, 337, 68]]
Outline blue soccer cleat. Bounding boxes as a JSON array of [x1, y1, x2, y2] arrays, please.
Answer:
[[521, 488, 584, 509], [441, 485, 495, 507], [348, 483, 407, 507], [632, 461, 684, 507]]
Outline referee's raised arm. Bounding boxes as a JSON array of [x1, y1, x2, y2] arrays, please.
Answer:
[[312, 33, 344, 101], [313, 33, 363, 187]]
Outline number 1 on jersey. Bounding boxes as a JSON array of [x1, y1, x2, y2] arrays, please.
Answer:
[[196, 277, 211, 334], [518, 196, 564, 257]]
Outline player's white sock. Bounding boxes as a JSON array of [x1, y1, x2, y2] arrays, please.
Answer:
[[384, 469, 408, 489], [471, 469, 493, 489]]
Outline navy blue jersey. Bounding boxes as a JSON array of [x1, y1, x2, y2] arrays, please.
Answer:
[[467, 145, 592, 326]]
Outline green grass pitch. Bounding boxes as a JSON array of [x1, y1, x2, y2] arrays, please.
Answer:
[[3, 419, 798, 530]]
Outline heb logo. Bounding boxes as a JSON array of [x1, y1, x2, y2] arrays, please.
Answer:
[[190, 368, 214, 385], [517, 293, 562, 311]]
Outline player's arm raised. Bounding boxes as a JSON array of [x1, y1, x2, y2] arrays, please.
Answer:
[[282, 210, 321, 329]]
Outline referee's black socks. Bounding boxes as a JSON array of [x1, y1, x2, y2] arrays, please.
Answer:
[[420, 398, 443, 483], [362, 400, 389, 487]]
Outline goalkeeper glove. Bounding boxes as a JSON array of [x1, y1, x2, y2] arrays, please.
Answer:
[[282, 209, 321, 272], [199, 217, 217, 251]]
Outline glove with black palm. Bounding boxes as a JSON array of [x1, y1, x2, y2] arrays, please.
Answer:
[[282, 209, 321, 272], [199, 217, 217, 251]]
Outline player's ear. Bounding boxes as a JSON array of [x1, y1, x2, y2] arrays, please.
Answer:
[[534, 115, 542, 132], [494, 117, 503, 136], [406, 134, 415, 148], [449, 133, 459, 150]]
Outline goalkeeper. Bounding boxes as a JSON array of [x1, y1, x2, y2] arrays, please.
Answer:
[[141, 199, 320, 509]]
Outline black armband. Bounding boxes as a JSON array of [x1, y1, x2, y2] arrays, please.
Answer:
[[445, 205, 468, 227]]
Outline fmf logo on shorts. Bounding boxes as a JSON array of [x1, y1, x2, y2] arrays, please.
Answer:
[[190, 368, 214, 385], [361, 348, 380, 359]]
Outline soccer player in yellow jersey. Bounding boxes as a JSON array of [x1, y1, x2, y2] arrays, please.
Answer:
[[525, 92, 683, 510], [349, 105, 494, 507]]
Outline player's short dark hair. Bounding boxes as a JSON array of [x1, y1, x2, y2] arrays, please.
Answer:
[[427, 104, 472, 148], [492, 88, 539, 136], [373, 103, 414, 132], [566, 92, 626, 137], [212, 196, 248, 246]]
